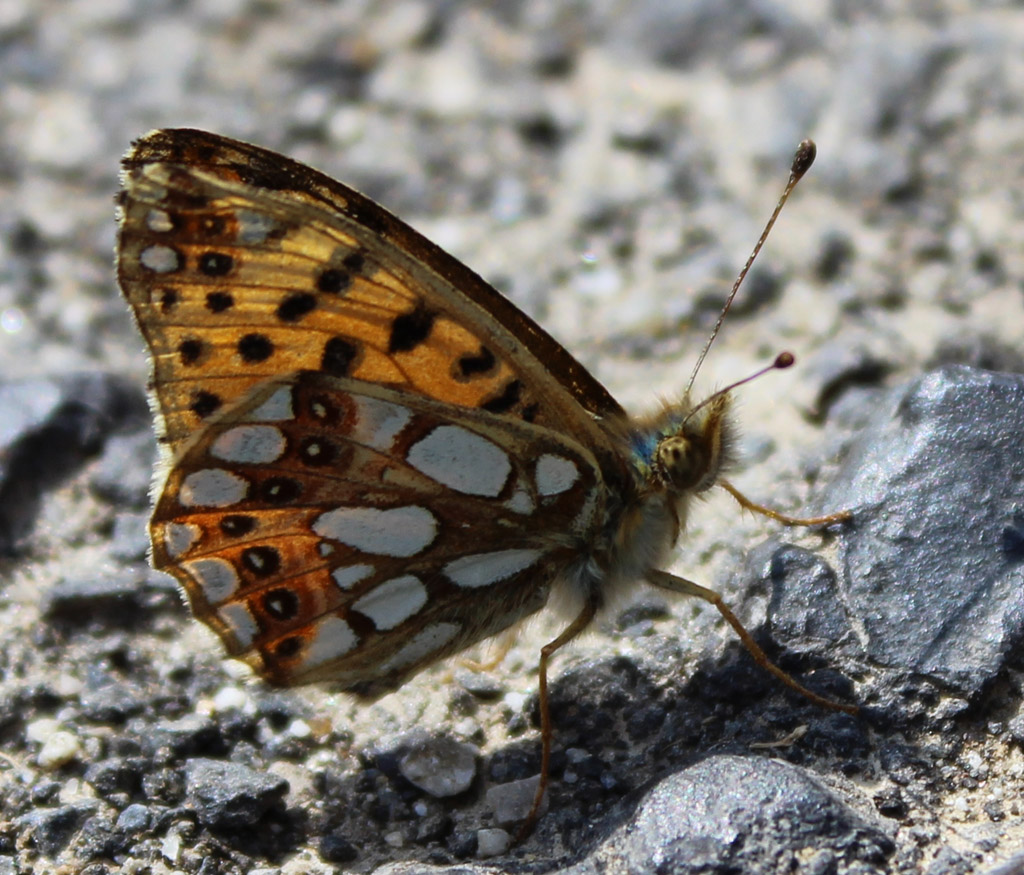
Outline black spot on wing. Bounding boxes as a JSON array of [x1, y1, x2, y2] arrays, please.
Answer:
[[238, 333, 274, 363], [206, 291, 234, 312], [298, 437, 340, 467], [263, 588, 300, 621], [316, 268, 351, 294], [388, 302, 436, 353], [243, 546, 281, 577], [322, 337, 360, 376], [342, 252, 365, 273], [191, 390, 222, 419], [178, 338, 203, 366], [277, 293, 317, 323], [456, 345, 496, 379], [481, 380, 522, 414], [261, 477, 302, 504], [273, 636, 302, 658], [199, 215, 227, 237], [198, 251, 233, 276], [220, 515, 257, 537], [159, 289, 178, 313]]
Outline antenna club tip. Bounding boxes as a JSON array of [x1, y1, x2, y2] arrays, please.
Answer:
[[791, 139, 817, 177], [774, 351, 795, 369]]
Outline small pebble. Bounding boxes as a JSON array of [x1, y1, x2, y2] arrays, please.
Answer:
[[477, 827, 511, 857]]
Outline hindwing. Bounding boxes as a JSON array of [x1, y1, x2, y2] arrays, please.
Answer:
[[149, 373, 605, 692]]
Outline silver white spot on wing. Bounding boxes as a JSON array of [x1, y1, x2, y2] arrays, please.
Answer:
[[218, 602, 259, 649], [303, 615, 359, 668], [180, 469, 249, 508], [349, 396, 411, 451], [249, 386, 295, 422], [139, 244, 182, 273], [443, 548, 543, 589], [145, 209, 173, 232], [312, 506, 437, 557], [236, 209, 282, 244], [406, 425, 511, 496], [182, 557, 239, 603], [379, 622, 461, 673], [331, 564, 374, 591], [504, 487, 534, 515], [162, 522, 200, 559], [352, 575, 427, 630], [210, 425, 286, 464], [535, 454, 579, 496]]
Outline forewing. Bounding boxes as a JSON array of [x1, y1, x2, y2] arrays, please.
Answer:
[[117, 128, 625, 470]]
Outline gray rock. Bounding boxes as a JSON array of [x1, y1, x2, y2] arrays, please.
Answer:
[[114, 803, 152, 834], [376, 757, 892, 874], [184, 758, 289, 830], [41, 568, 150, 625], [485, 776, 542, 828], [398, 735, 479, 798], [0, 374, 147, 552], [14, 802, 100, 859], [760, 367, 1024, 709], [143, 713, 220, 756], [89, 427, 157, 510], [84, 756, 147, 796], [564, 756, 893, 875], [107, 510, 151, 561], [79, 679, 147, 723], [476, 827, 511, 857]]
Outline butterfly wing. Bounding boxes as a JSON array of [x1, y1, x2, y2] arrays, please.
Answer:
[[117, 128, 626, 472], [150, 373, 605, 694]]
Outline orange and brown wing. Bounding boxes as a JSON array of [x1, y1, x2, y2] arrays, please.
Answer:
[[117, 128, 625, 468], [150, 374, 605, 693]]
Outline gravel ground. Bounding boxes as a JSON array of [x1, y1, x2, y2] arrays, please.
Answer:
[[1, 2, 1023, 873]]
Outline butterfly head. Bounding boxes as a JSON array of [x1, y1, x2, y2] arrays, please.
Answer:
[[654, 392, 736, 495], [647, 351, 793, 497]]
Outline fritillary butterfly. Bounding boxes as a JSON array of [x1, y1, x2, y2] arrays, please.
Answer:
[[116, 129, 854, 835]]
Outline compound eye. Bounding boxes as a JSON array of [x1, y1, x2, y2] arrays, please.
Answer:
[[656, 436, 703, 491]]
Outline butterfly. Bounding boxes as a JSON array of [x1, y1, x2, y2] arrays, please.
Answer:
[[116, 128, 854, 835]]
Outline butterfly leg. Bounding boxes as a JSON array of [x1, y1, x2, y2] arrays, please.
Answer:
[[719, 479, 852, 527], [646, 569, 857, 715], [459, 626, 519, 673], [516, 597, 599, 842]]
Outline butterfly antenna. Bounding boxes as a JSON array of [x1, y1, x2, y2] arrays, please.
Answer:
[[682, 352, 794, 427], [685, 139, 817, 396]]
